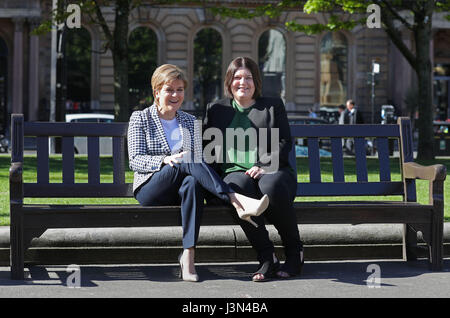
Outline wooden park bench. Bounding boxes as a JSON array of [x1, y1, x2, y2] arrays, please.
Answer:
[[9, 113, 446, 279]]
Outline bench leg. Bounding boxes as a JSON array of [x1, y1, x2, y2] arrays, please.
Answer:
[[10, 213, 25, 280], [429, 210, 443, 271]]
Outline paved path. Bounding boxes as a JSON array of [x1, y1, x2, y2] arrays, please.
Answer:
[[1, 259, 449, 299]]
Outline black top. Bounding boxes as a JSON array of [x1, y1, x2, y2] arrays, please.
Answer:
[[203, 97, 293, 174]]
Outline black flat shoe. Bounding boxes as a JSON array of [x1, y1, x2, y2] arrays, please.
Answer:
[[252, 259, 280, 282]]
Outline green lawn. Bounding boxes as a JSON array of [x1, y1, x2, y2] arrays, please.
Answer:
[[1, 154, 449, 226]]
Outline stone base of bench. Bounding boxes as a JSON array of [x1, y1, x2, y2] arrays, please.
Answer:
[[1, 224, 449, 266], [3, 244, 449, 266]]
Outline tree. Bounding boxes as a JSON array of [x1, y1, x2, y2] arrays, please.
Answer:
[[81, 0, 134, 123], [35, 0, 137, 122], [212, 0, 450, 160], [36, 0, 212, 122]]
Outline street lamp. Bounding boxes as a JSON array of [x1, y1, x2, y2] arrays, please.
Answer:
[[371, 60, 380, 123]]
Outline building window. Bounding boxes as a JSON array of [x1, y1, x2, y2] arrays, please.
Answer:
[[320, 32, 348, 106], [193, 28, 222, 111], [65, 27, 91, 112], [258, 29, 286, 100], [128, 27, 158, 111]]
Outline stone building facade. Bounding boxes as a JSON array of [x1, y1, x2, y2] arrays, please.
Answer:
[[0, 0, 449, 132]]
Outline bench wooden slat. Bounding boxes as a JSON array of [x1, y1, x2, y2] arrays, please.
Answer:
[[18, 201, 432, 229], [376, 137, 391, 181], [113, 136, 125, 184], [24, 182, 404, 198], [296, 182, 404, 196], [11, 114, 24, 163], [295, 206, 432, 224], [290, 124, 400, 138], [20, 205, 236, 228], [36, 136, 49, 184], [23, 183, 133, 197], [354, 137, 368, 182], [62, 137, 75, 184], [330, 137, 345, 182], [308, 137, 321, 182], [88, 137, 100, 184], [24, 122, 128, 137]]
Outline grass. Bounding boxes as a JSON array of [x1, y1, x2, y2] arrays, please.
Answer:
[[0, 155, 137, 226], [0, 154, 449, 226]]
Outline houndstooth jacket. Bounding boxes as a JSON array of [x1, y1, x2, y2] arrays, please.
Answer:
[[128, 104, 203, 194]]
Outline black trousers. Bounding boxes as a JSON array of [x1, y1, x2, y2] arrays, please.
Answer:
[[223, 167, 303, 264], [135, 162, 232, 249]]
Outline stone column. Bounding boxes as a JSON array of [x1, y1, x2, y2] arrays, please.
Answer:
[[12, 18, 24, 115], [28, 18, 40, 121]]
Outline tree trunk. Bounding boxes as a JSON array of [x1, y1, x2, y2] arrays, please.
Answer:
[[414, 4, 434, 160], [112, 0, 130, 123]]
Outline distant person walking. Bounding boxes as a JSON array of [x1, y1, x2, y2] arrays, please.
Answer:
[[346, 99, 364, 124], [308, 108, 318, 118], [343, 100, 364, 154]]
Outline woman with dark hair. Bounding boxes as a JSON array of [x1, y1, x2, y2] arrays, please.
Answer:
[[203, 57, 304, 282], [128, 64, 269, 282]]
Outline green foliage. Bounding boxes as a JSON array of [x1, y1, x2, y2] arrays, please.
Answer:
[[211, 0, 450, 35], [210, 0, 369, 35], [436, 0, 450, 21], [210, 1, 303, 19], [304, 0, 365, 14], [286, 15, 365, 34]]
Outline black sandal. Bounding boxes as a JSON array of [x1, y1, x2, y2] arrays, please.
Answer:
[[276, 251, 304, 279], [252, 259, 280, 282]]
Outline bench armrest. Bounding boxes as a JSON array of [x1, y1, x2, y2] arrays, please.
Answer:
[[10, 162, 23, 182], [403, 162, 446, 182], [9, 162, 23, 204], [404, 162, 446, 207]]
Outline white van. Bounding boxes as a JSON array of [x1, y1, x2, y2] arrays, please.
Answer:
[[65, 113, 115, 155]]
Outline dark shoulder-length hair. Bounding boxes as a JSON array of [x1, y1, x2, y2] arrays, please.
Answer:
[[224, 57, 262, 99]]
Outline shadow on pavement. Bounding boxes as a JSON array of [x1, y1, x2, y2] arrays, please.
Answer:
[[0, 259, 448, 288]]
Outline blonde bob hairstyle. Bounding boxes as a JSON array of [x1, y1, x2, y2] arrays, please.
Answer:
[[151, 64, 188, 105]]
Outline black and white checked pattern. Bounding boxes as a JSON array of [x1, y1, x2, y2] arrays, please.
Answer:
[[128, 104, 203, 194]]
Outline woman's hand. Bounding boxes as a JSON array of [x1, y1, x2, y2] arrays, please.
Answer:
[[245, 166, 266, 179], [163, 151, 188, 167]]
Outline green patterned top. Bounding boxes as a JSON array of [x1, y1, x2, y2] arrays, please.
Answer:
[[221, 99, 258, 175]]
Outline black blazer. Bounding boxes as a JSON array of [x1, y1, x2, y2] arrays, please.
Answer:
[[343, 108, 364, 124], [203, 97, 293, 172]]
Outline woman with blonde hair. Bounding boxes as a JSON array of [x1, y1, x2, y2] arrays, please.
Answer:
[[128, 64, 269, 282]]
